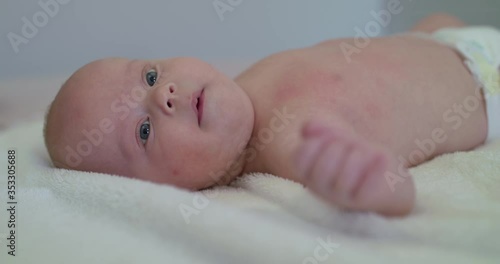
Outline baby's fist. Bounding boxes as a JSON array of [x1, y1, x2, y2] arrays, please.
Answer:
[[294, 120, 414, 216]]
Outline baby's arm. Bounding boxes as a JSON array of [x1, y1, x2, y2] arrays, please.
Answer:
[[411, 13, 466, 34], [259, 116, 414, 216], [293, 121, 415, 217]]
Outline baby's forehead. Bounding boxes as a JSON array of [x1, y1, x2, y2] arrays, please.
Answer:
[[55, 59, 132, 126], [84, 58, 131, 84], [69, 58, 139, 98], [56, 58, 153, 130]]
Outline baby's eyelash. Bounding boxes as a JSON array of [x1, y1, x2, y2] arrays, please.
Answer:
[[136, 118, 151, 147], [153, 66, 162, 84]]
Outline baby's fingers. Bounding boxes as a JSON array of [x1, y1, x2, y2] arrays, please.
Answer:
[[302, 120, 345, 139], [308, 142, 349, 196], [295, 135, 332, 182]]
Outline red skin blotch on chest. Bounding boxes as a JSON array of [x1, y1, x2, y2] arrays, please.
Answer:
[[273, 66, 345, 105]]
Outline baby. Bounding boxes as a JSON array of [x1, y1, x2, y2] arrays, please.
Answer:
[[44, 14, 500, 216]]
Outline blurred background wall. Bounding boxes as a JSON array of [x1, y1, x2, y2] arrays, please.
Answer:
[[387, 0, 500, 33], [2, 0, 500, 81], [0, 0, 384, 81]]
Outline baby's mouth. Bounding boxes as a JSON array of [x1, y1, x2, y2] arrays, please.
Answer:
[[192, 88, 205, 125]]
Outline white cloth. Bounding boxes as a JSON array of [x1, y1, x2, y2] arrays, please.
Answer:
[[1, 120, 500, 263], [432, 26, 500, 143]]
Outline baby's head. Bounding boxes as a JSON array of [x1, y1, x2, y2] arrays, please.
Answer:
[[44, 57, 254, 190]]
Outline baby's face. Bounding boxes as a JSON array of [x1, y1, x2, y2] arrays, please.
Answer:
[[52, 57, 254, 190]]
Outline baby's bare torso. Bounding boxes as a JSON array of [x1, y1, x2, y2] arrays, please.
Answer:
[[235, 35, 488, 180]]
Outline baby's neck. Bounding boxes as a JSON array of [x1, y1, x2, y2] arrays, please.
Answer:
[[239, 104, 269, 177], [208, 142, 262, 188], [230, 75, 273, 181], [240, 132, 268, 175], [205, 106, 264, 188]]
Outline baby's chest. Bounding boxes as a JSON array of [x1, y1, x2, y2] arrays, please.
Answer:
[[252, 58, 417, 152], [264, 59, 389, 125], [270, 61, 345, 107]]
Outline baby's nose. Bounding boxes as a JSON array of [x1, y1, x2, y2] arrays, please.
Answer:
[[153, 82, 177, 115]]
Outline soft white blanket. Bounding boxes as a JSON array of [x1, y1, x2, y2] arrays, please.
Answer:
[[0, 120, 499, 264]]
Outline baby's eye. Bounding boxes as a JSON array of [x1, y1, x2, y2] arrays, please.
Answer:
[[145, 69, 157, 87], [139, 119, 151, 145]]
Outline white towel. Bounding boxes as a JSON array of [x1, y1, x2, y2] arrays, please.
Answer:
[[0, 120, 499, 264]]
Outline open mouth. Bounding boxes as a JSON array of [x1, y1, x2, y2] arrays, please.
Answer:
[[193, 88, 205, 125]]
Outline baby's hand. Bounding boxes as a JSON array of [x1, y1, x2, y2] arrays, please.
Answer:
[[294, 120, 415, 216]]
